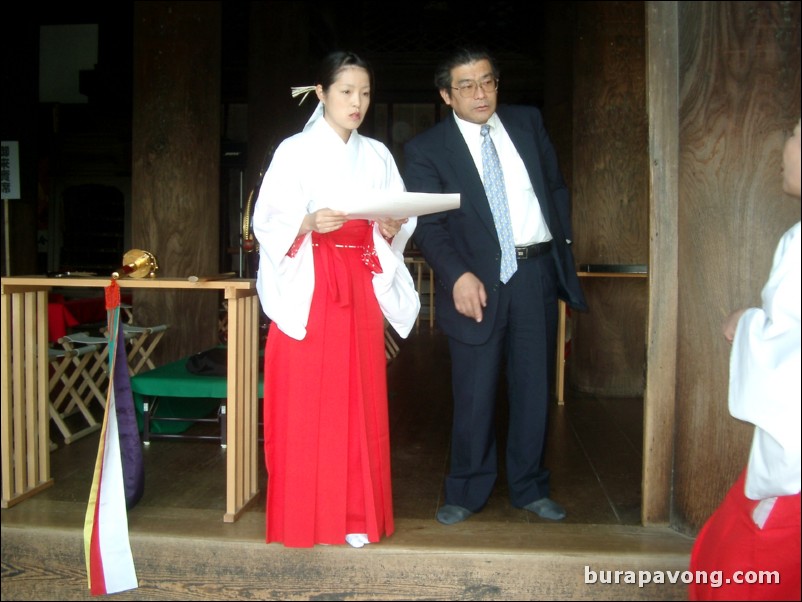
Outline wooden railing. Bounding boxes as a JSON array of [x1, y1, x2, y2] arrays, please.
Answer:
[[1, 276, 260, 523]]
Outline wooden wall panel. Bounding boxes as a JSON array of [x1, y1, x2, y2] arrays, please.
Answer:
[[570, 1, 649, 396], [131, 2, 222, 363], [672, 0, 801, 534]]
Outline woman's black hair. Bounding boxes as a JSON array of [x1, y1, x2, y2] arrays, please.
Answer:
[[316, 51, 374, 92]]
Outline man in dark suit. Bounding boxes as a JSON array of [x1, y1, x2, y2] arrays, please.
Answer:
[[403, 47, 587, 525]]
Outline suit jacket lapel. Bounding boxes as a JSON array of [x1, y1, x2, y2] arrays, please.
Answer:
[[442, 116, 499, 241], [497, 107, 555, 232]]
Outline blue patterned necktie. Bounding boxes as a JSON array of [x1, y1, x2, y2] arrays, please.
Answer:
[[481, 124, 517, 283]]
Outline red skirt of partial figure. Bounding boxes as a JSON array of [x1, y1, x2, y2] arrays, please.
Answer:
[[263, 220, 394, 547], [689, 469, 801, 601]]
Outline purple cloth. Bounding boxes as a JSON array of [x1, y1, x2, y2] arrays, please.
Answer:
[[110, 310, 145, 509]]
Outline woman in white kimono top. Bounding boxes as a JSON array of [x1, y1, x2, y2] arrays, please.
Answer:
[[252, 51, 419, 549], [689, 119, 801, 601]]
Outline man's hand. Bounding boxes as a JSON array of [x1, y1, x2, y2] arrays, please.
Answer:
[[453, 272, 487, 323]]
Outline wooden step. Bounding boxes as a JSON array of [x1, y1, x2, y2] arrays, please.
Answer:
[[2, 501, 693, 600]]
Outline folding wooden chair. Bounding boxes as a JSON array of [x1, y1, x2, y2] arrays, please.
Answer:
[[56, 332, 111, 412], [48, 342, 103, 444], [404, 253, 436, 331], [385, 321, 400, 362], [120, 302, 134, 324], [98, 321, 169, 376], [122, 322, 170, 375]]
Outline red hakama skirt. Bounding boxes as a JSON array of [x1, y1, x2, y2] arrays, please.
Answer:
[[689, 469, 801, 600], [263, 220, 394, 547]]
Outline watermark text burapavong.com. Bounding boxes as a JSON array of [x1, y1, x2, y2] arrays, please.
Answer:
[[584, 566, 781, 588]]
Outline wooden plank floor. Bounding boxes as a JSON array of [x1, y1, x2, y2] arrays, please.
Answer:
[[13, 327, 644, 525], [2, 326, 694, 600]]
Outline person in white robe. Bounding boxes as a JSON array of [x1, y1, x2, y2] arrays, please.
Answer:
[[251, 51, 419, 550], [689, 118, 800, 601], [253, 101, 419, 341]]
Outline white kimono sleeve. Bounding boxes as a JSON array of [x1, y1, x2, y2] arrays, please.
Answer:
[[252, 139, 316, 340], [372, 217, 421, 339], [729, 222, 801, 499]]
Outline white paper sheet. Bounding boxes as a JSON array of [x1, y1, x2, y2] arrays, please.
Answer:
[[333, 191, 460, 219]]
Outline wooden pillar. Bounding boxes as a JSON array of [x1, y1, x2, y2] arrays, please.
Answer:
[[643, 0, 679, 528], [246, 1, 312, 203], [131, 1, 222, 363]]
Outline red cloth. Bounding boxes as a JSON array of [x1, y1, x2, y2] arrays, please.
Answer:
[[263, 220, 393, 547], [63, 296, 110, 324], [47, 293, 134, 342], [59, 293, 133, 325], [689, 469, 801, 601], [48, 302, 79, 342]]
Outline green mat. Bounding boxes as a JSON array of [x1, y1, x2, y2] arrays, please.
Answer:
[[130, 350, 264, 434]]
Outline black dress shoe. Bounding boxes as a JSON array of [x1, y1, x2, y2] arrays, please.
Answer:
[[436, 504, 473, 525]]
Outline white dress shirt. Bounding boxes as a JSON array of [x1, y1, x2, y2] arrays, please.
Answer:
[[453, 112, 552, 246]]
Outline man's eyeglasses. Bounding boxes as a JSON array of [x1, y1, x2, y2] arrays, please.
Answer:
[[451, 77, 499, 98]]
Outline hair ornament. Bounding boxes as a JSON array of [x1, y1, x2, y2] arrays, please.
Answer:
[[291, 85, 317, 105]]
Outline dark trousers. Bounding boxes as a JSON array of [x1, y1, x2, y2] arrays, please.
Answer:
[[444, 253, 558, 511]]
